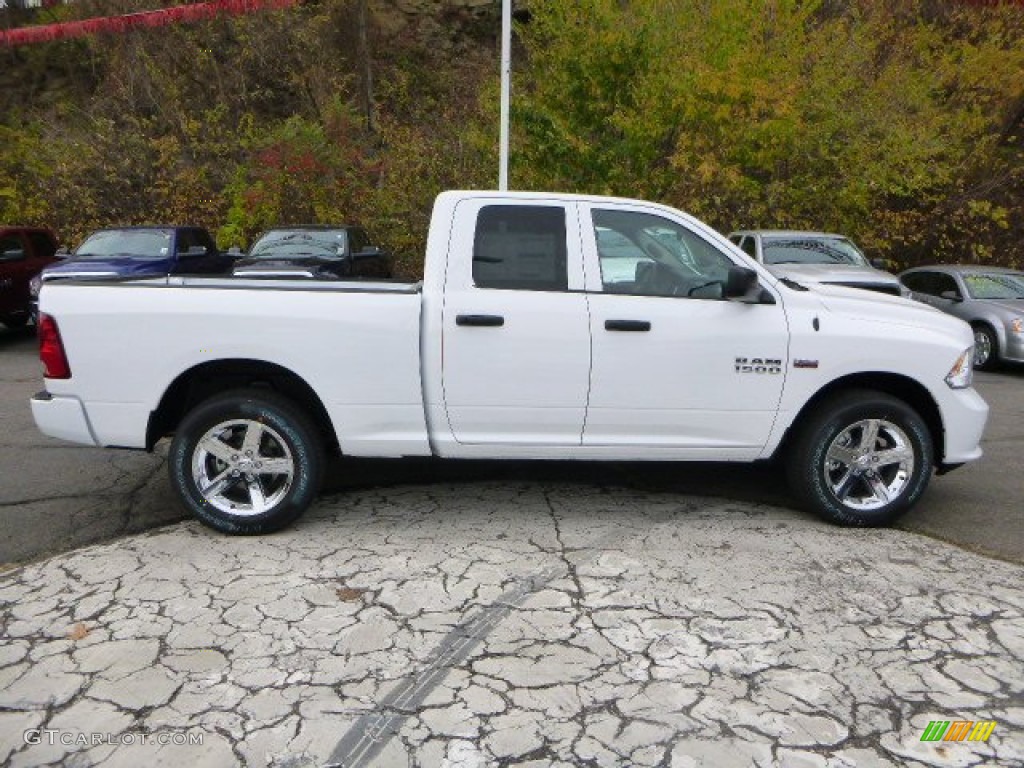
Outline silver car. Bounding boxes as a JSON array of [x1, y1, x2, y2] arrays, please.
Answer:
[[728, 230, 904, 296], [900, 265, 1024, 369]]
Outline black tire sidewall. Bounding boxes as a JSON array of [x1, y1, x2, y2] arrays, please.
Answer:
[[168, 390, 323, 535], [790, 394, 933, 527]]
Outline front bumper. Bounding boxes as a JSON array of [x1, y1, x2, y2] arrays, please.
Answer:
[[939, 386, 988, 465], [30, 391, 98, 446]]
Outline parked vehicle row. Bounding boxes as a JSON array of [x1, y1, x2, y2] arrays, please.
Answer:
[[31, 190, 988, 537], [899, 266, 1024, 369], [24, 223, 393, 323], [0, 226, 59, 328], [726, 228, 1023, 369]]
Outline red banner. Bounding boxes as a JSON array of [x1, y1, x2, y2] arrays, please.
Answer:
[[1, 0, 299, 47]]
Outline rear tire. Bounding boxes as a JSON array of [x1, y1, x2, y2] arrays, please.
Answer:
[[786, 390, 933, 527], [168, 389, 324, 534]]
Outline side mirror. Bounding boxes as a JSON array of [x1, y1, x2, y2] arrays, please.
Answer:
[[227, 246, 243, 256], [55, 247, 72, 258], [723, 266, 764, 303], [870, 258, 890, 271], [940, 290, 963, 303]]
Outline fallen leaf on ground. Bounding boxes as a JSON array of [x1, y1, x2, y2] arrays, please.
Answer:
[[336, 587, 365, 602]]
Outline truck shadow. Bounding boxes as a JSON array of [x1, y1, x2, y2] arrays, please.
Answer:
[[0, 326, 35, 350], [322, 455, 794, 511]]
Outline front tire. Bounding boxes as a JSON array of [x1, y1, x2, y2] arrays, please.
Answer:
[[168, 389, 324, 534], [786, 390, 933, 527], [972, 324, 998, 370]]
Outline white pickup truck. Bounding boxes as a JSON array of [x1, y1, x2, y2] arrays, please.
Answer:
[[32, 191, 988, 534]]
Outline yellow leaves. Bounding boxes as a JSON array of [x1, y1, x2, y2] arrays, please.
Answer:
[[967, 200, 1011, 230], [518, 0, 1023, 267], [1, 0, 1019, 272]]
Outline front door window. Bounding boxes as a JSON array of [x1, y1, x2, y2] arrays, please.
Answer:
[[593, 209, 734, 299]]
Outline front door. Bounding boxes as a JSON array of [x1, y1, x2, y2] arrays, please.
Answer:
[[582, 204, 788, 457], [441, 200, 591, 445]]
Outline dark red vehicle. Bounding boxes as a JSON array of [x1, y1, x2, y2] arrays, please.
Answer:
[[0, 227, 59, 328]]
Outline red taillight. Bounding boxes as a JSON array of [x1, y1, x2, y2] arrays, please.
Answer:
[[38, 314, 71, 379]]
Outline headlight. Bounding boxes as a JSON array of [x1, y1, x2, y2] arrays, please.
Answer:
[[29, 274, 43, 298], [945, 348, 973, 389], [1011, 317, 1023, 335]]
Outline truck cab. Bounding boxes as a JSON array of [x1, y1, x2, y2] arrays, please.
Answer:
[[425, 196, 787, 453]]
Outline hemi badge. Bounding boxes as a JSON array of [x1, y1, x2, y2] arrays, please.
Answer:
[[794, 359, 819, 369]]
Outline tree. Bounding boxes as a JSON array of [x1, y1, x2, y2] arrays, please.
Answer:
[[515, 0, 1024, 266]]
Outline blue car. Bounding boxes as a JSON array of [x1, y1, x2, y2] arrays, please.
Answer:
[[32, 226, 233, 319]]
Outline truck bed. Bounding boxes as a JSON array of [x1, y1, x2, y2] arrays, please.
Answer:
[[36, 276, 431, 457]]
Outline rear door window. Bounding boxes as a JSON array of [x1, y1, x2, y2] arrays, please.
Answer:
[[0, 235, 25, 262], [901, 272, 934, 294], [27, 232, 56, 260], [473, 205, 568, 292], [349, 229, 368, 254], [933, 272, 961, 298]]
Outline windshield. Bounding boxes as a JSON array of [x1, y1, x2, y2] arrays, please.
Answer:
[[249, 230, 347, 259], [74, 230, 173, 260], [762, 236, 870, 267], [963, 272, 1024, 300]]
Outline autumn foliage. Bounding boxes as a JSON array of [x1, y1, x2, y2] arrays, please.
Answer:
[[1, 0, 1022, 274]]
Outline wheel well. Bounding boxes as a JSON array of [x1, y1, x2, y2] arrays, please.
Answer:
[[774, 373, 944, 463], [970, 320, 998, 335], [146, 360, 337, 453], [969, 320, 999, 341]]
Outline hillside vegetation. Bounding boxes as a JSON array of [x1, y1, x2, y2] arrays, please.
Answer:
[[1, 0, 1022, 275]]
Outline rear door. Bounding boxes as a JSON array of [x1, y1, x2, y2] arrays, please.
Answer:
[[441, 199, 591, 445]]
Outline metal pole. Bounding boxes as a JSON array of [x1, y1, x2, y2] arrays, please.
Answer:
[[498, 0, 511, 191]]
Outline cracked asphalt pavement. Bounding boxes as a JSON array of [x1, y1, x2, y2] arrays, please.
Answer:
[[2, 487, 1023, 767], [1, 327, 1023, 767]]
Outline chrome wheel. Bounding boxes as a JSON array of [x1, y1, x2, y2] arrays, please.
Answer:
[[191, 419, 295, 517], [973, 328, 993, 368], [822, 418, 915, 512]]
